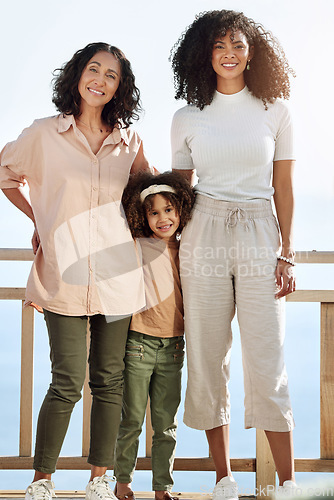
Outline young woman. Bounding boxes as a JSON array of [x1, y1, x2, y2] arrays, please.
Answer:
[[170, 10, 297, 500], [0, 42, 149, 500]]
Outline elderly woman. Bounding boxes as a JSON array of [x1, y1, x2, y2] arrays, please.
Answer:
[[0, 42, 149, 500], [171, 10, 297, 500]]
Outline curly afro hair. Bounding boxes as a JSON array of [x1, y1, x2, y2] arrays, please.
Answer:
[[122, 171, 195, 239], [170, 10, 295, 110], [52, 42, 141, 129]]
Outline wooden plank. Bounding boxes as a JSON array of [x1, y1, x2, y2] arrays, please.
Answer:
[[0, 248, 34, 261], [175, 457, 255, 472], [0, 288, 26, 300], [286, 290, 334, 303], [137, 457, 255, 472], [320, 303, 334, 458], [0, 492, 175, 499], [19, 303, 34, 457], [0, 491, 216, 499], [3, 288, 333, 304], [295, 251, 334, 264], [0, 248, 333, 264], [1, 455, 334, 473], [294, 458, 334, 472], [255, 430, 275, 496], [0, 493, 214, 500], [82, 323, 91, 457], [0, 455, 254, 471], [145, 398, 153, 458]]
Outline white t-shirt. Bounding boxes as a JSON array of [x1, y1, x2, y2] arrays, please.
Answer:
[[171, 86, 295, 202]]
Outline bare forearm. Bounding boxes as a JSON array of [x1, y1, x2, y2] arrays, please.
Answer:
[[130, 142, 151, 174], [2, 188, 35, 223], [272, 160, 295, 258], [273, 187, 294, 256]]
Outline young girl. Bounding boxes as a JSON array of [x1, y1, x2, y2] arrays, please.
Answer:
[[114, 171, 194, 500]]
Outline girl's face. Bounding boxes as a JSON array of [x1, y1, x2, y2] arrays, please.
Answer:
[[78, 51, 121, 113], [146, 194, 180, 242], [212, 29, 253, 93]]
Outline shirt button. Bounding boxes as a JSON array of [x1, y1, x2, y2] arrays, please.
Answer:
[[93, 187, 98, 191]]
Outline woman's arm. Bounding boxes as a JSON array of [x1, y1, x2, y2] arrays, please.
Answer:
[[2, 187, 35, 222], [272, 159, 296, 298], [2, 187, 40, 253], [130, 142, 151, 174]]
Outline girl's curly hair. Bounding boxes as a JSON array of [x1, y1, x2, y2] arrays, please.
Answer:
[[170, 10, 295, 110], [122, 171, 195, 239], [52, 42, 141, 129]]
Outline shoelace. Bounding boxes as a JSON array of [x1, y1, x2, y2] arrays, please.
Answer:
[[27, 481, 55, 500], [89, 475, 116, 499]]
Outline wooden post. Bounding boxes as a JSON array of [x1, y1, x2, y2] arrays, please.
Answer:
[[145, 398, 153, 458], [320, 303, 334, 458], [82, 323, 92, 457], [19, 303, 34, 457], [256, 430, 276, 497]]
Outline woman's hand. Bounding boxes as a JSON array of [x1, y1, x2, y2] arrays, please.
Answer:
[[32, 226, 40, 255], [275, 259, 296, 299]]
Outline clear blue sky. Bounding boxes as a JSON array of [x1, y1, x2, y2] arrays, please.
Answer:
[[0, 0, 333, 492]]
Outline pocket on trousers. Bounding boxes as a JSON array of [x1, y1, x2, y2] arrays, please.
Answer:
[[173, 351, 184, 363], [173, 338, 185, 363], [125, 344, 144, 360]]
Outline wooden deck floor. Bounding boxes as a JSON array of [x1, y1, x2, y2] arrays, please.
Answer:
[[0, 493, 207, 500], [0, 492, 255, 500]]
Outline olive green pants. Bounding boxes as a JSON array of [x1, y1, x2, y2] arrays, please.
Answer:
[[33, 310, 130, 473], [114, 331, 184, 491]]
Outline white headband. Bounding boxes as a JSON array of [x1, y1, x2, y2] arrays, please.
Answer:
[[140, 184, 176, 202]]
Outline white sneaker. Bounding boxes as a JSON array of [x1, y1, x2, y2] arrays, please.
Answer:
[[212, 476, 238, 500], [277, 480, 299, 497], [25, 480, 56, 500], [86, 475, 117, 500]]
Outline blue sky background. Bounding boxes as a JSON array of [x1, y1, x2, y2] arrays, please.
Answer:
[[0, 0, 334, 492]]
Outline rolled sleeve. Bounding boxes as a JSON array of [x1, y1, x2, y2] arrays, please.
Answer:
[[0, 119, 43, 189], [0, 165, 25, 188], [0, 140, 25, 188]]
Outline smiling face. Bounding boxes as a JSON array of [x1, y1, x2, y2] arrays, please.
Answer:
[[212, 29, 253, 93], [146, 194, 180, 242], [77, 51, 121, 113]]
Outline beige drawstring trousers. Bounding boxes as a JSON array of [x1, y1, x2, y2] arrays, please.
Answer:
[[180, 194, 294, 432]]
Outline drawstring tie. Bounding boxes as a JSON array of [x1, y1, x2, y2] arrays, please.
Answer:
[[225, 207, 249, 230]]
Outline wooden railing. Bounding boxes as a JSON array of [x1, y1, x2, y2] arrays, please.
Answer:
[[0, 249, 334, 495]]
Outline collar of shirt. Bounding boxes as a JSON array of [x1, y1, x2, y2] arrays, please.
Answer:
[[57, 113, 130, 146]]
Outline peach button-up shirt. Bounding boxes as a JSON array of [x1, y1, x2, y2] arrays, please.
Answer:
[[0, 114, 145, 316]]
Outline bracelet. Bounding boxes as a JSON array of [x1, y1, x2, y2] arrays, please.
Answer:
[[278, 256, 296, 266]]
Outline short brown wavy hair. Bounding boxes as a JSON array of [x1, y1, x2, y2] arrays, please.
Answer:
[[170, 10, 295, 110], [52, 42, 141, 129], [122, 171, 195, 238]]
